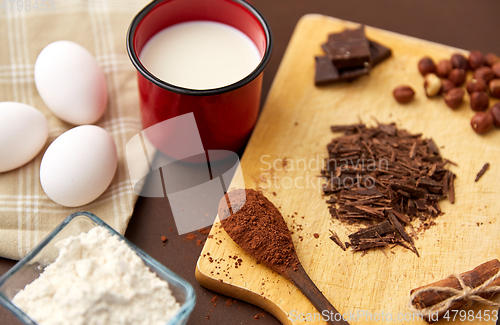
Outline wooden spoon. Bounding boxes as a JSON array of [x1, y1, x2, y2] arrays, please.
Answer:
[[219, 189, 349, 325]]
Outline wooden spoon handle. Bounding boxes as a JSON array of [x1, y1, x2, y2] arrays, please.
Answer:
[[285, 265, 350, 325]]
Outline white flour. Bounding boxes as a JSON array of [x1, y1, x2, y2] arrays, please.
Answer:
[[13, 226, 180, 325]]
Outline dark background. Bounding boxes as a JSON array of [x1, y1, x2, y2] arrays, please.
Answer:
[[2, 1, 500, 324]]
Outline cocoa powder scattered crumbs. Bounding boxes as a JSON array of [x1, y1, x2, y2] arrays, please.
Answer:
[[211, 295, 218, 307], [199, 227, 212, 235], [219, 189, 299, 273], [313, 233, 320, 239], [183, 233, 197, 241], [225, 298, 237, 306], [272, 192, 276, 196]]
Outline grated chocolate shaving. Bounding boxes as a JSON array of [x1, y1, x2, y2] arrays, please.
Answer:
[[322, 123, 457, 255]]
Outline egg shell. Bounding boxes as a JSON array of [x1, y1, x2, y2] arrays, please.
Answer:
[[40, 125, 117, 207], [34, 41, 107, 125], [0, 102, 49, 173]]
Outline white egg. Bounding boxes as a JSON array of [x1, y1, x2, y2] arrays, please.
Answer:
[[40, 125, 117, 207], [0, 102, 49, 173], [34, 41, 107, 125]]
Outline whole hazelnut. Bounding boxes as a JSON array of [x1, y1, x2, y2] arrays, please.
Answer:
[[471, 112, 494, 134], [468, 50, 485, 70], [450, 53, 468, 70], [418, 57, 436, 76], [440, 79, 455, 94], [492, 62, 500, 78], [436, 60, 453, 78], [393, 85, 415, 103], [490, 103, 500, 127], [424, 73, 441, 97], [470, 91, 490, 111], [466, 78, 488, 94], [489, 79, 500, 98], [486, 53, 500, 67], [473, 66, 495, 83], [448, 69, 466, 86], [443, 88, 465, 109]]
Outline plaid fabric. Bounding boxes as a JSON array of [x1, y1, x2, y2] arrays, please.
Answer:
[[0, 0, 150, 260]]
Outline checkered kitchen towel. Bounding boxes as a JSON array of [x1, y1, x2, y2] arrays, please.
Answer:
[[0, 0, 151, 260]]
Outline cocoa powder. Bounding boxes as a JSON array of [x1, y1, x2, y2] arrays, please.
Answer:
[[218, 189, 299, 273]]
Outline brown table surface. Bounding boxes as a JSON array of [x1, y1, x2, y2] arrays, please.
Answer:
[[2, 1, 500, 324]]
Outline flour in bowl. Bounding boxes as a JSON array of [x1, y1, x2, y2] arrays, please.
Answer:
[[13, 226, 180, 325]]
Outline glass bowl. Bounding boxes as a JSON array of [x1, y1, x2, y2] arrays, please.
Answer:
[[0, 211, 195, 325]]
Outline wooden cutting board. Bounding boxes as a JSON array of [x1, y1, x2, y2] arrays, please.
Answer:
[[195, 14, 500, 325]]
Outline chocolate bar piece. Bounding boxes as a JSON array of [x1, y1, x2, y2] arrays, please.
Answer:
[[314, 26, 391, 86], [322, 26, 371, 69], [315, 56, 369, 86], [315, 56, 339, 85], [369, 40, 392, 67], [338, 65, 370, 81], [328, 26, 366, 43]]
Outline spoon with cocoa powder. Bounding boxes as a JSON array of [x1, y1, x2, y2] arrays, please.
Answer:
[[218, 189, 349, 325]]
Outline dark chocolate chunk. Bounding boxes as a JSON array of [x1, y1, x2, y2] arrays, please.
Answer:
[[328, 26, 366, 43], [315, 56, 369, 86], [314, 56, 339, 85], [322, 40, 371, 69], [322, 26, 371, 69], [368, 40, 392, 67], [338, 66, 370, 81]]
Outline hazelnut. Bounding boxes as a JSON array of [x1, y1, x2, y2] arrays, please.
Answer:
[[473, 66, 495, 83], [468, 50, 485, 70], [471, 112, 494, 134], [436, 60, 453, 78], [486, 53, 500, 67], [440, 79, 455, 94], [490, 103, 500, 127], [450, 53, 468, 70], [470, 91, 489, 111], [492, 62, 500, 78], [418, 57, 436, 76], [466, 78, 487, 94], [448, 69, 466, 86], [489, 79, 500, 98], [443, 88, 464, 109], [424, 73, 441, 97], [393, 85, 415, 103]]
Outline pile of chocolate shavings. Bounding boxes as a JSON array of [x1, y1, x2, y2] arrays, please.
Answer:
[[321, 123, 457, 256], [219, 189, 299, 273]]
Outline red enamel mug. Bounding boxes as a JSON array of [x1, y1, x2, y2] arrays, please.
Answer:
[[126, 0, 272, 157]]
